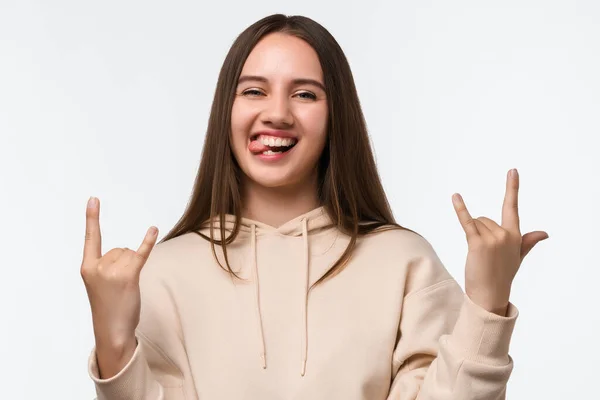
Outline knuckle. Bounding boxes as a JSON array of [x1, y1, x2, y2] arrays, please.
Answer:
[[98, 254, 117, 271], [106, 248, 125, 260], [102, 270, 119, 283], [96, 260, 108, 275], [100, 266, 122, 282], [103, 248, 116, 258], [497, 229, 509, 242], [89, 262, 138, 286]]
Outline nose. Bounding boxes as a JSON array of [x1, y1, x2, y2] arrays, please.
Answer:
[[261, 93, 294, 127]]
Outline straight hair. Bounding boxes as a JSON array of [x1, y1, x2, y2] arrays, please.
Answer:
[[160, 14, 407, 286]]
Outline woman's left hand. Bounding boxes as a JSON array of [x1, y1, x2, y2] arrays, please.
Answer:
[[452, 169, 548, 315]]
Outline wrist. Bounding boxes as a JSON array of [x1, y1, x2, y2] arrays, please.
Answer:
[[486, 303, 509, 316], [95, 334, 137, 358], [95, 336, 137, 379], [466, 288, 510, 316]]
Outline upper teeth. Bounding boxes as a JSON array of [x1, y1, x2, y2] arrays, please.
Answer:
[[258, 135, 296, 147]]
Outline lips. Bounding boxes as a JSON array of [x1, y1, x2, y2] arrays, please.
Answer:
[[248, 132, 298, 156], [250, 130, 297, 140]]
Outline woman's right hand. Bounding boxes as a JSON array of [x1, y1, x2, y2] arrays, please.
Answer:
[[80, 196, 158, 378]]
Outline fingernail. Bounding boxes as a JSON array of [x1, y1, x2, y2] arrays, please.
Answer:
[[87, 197, 97, 208], [452, 193, 461, 203], [510, 168, 518, 178], [149, 227, 157, 236]]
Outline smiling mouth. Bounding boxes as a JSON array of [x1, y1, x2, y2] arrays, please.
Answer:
[[249, 134, 298, 155]]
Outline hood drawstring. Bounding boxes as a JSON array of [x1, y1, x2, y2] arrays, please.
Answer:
[[202, 207, 332, 377], [249, 218, 311, 376], [300, 217, 309, 377], [250, 224, 267, 369]]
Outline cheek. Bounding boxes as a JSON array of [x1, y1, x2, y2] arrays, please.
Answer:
[[295, 105, 328, 152], [230, 101, 254, 148]]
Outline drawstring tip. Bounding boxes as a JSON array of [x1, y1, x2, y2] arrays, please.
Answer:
[[300, 360, 306, 376], [261, 354, 267, 369]]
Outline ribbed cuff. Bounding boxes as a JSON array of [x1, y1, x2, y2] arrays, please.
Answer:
[[88, 341, 163, 400], [448, 294, 519, 366]]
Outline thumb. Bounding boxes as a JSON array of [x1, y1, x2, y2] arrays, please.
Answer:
[[520, 230, 549, 259]]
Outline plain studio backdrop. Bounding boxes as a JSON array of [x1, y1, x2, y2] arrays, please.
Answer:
[[1, 0, 598, 398]]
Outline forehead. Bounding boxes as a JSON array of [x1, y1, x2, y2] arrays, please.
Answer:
[[241, 33, 323, 81]]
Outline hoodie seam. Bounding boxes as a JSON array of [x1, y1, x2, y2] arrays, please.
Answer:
[[312, 230, 339, 256], [135, 330, 184, 388], [403, 278, 456, 302], [251, 226, 337, 240]]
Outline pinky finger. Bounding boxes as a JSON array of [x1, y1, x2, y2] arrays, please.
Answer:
[[133, 227, 158, 269]]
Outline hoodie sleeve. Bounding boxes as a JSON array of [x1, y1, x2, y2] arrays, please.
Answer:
[[386, 243, 518, 399], [87, 246, 196, 400]]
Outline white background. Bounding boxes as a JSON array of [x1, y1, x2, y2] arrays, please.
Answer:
[[1, 0, 598, 399]]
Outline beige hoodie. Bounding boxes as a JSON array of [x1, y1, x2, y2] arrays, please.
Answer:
[[88, 207, 518, 399]]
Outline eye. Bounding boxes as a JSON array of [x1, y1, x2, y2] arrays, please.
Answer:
[[241, 89, 265, 97], [295, 91, 317, 100]]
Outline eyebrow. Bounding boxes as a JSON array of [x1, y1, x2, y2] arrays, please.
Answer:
[[237, 75, 326, 92]]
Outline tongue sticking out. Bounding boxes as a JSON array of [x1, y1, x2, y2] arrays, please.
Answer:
[[248, 139, 268, 153], [248, 139, 295, 154]]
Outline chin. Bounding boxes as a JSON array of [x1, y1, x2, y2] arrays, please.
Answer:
[[245, 171, 299, 189], [235, 148, 320, 191]]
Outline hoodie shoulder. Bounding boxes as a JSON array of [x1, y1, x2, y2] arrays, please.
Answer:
[[140, 232, 215, 278], [359, 227, 436, 260], [357, 227, 456, 296], [154, 231, 209, 259]]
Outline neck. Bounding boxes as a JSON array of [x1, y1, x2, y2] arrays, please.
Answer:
[[241, 175, 321, 227]]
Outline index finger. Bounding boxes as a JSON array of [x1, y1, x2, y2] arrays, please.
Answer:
[[501, 168, 521, 232], [452, 193, 479, 239], [83, 197, 102, 263]]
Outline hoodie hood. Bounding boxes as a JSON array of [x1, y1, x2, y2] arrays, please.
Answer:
[[198, 206, 338, 376], [201, 206, 334, 238]]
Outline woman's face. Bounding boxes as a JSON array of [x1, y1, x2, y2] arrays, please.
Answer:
[[231, 32, 328, 190]]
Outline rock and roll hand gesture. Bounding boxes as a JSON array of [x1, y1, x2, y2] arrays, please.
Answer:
[[80, 197, 159, 378], [452, 169, 548, 315]]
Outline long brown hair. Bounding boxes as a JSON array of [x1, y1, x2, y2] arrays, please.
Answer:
[[160, 14, 406, 286]]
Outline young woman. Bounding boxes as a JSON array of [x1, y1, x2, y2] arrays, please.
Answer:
[[81, 14, 548, 400]]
